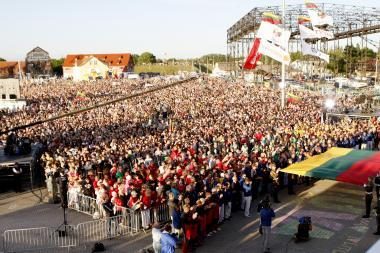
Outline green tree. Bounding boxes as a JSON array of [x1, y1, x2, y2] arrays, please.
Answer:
[[51, 58, 64, 76], [132, 54, 139, 65], [0, 57, 5, 61], [138, 52, 156, 64], [200, 54, 226, 63], [290, 51, 304, 61]]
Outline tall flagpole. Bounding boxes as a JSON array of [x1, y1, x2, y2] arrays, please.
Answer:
[[281, 0, 286, 109]]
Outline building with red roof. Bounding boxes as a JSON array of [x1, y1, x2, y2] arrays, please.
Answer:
[[63, 53, 134, 81]]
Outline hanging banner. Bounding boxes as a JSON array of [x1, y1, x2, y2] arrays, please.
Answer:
[[257, 21, 291, 49], [301, 39, 329, 63], [243, 38, 262, 70], [258, 40, 291, 65], [299, 24, 333, 39], [307, 9, 333, 27]]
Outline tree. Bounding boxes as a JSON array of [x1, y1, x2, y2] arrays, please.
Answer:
[[51, 58, 64, 77], [132, 54, 139, 65], [290, 51, 304, 62], [0, 57, 5, 61], [138, 52, 156, 65], [327, 48, 346, 74], [200, 54, 226, 63]]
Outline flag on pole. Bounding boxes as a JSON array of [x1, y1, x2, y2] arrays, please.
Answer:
[[243, 38, 262, 70], [299, 24, 333, 39], [313, 26, 334, 39], [298, 16, 311, 24], [307, 9, 333, 27], [262, 12, 282, 25], [258, 40, 291, 65], [301, 39, 329, 63], [305, 0, 318, 9], [257, 21, 291, 49]]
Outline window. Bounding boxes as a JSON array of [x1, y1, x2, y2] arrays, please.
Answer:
[[9, 94, 17, 99], [1, 94, 5, 99]]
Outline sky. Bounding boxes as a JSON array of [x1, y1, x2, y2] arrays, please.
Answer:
[[1, 0, 379, 60]]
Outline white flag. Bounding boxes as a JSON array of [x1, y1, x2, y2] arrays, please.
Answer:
[[301, 39, 329, 63], [307, 9, 333, 27], [258, 40, 291, 65], [299, 24, 333, 40], [256, 21, 291, 49], [313, 27, 334, 39]]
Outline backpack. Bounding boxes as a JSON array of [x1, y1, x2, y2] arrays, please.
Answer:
[[92, 242, 105, 252]]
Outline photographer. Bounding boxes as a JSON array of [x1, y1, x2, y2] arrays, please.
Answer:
[[260, 200, 275, 253], [102, 195, 117, 238]]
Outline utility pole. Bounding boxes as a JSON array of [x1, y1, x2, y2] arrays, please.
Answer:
[[376, 40, 380, 85], [281, 0, 286, 109]]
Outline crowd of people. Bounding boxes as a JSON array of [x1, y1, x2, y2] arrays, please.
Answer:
[[1, 76, 380, 252]]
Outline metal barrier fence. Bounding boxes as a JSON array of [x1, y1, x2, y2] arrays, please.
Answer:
[[2, 216, 129, 253], [3, 225, 76, 253], [67, 192, 171, 233], [2, 193, 172, 253], [76, 215, 131, 242], [67, 192, 100, 217]]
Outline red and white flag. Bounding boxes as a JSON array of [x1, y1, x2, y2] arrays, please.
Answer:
[[243, 38, 262, 70]]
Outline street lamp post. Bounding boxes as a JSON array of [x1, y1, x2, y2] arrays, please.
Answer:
[[281, 0, 286, 109]]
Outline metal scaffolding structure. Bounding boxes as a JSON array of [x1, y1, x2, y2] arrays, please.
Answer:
[[227, 3, 380, 78]]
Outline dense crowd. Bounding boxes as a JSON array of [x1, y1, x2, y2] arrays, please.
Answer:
[[2, 77, 379, 252]]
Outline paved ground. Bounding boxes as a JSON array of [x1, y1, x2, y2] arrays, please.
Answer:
[[0, 180, 378, 253], [97, 180, 379, 253]]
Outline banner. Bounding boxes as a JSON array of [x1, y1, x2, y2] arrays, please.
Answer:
[[299, 24, 333, 39], [307, 9, 333, 27], [301, 39, 329, 62], [257, 21, 291, 49], [243, 38, 262, 70], [258, 40, 291, 65]]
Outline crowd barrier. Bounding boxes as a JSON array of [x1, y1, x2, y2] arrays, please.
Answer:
[[67, 191, 100, 217], [67, 192, 171, 233], [3, 225, 76, 253], [2, 216, 128, 253]]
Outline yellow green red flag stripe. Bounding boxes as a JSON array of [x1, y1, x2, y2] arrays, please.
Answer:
[[282, 147, 380, 185]]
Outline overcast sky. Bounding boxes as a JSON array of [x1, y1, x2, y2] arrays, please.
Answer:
[[1, 0, 379, 60]]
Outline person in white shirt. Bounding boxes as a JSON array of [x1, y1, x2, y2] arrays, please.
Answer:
[[152, 223, 162, 253]]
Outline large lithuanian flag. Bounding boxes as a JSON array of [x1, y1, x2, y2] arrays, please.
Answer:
[[282, 147, 380, 185]]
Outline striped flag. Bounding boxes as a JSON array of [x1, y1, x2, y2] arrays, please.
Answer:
[[305, 0, 318, 9], [282, 147, 380, 185], [262, 12, 282, 25], [298, 16, 311, 24]]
